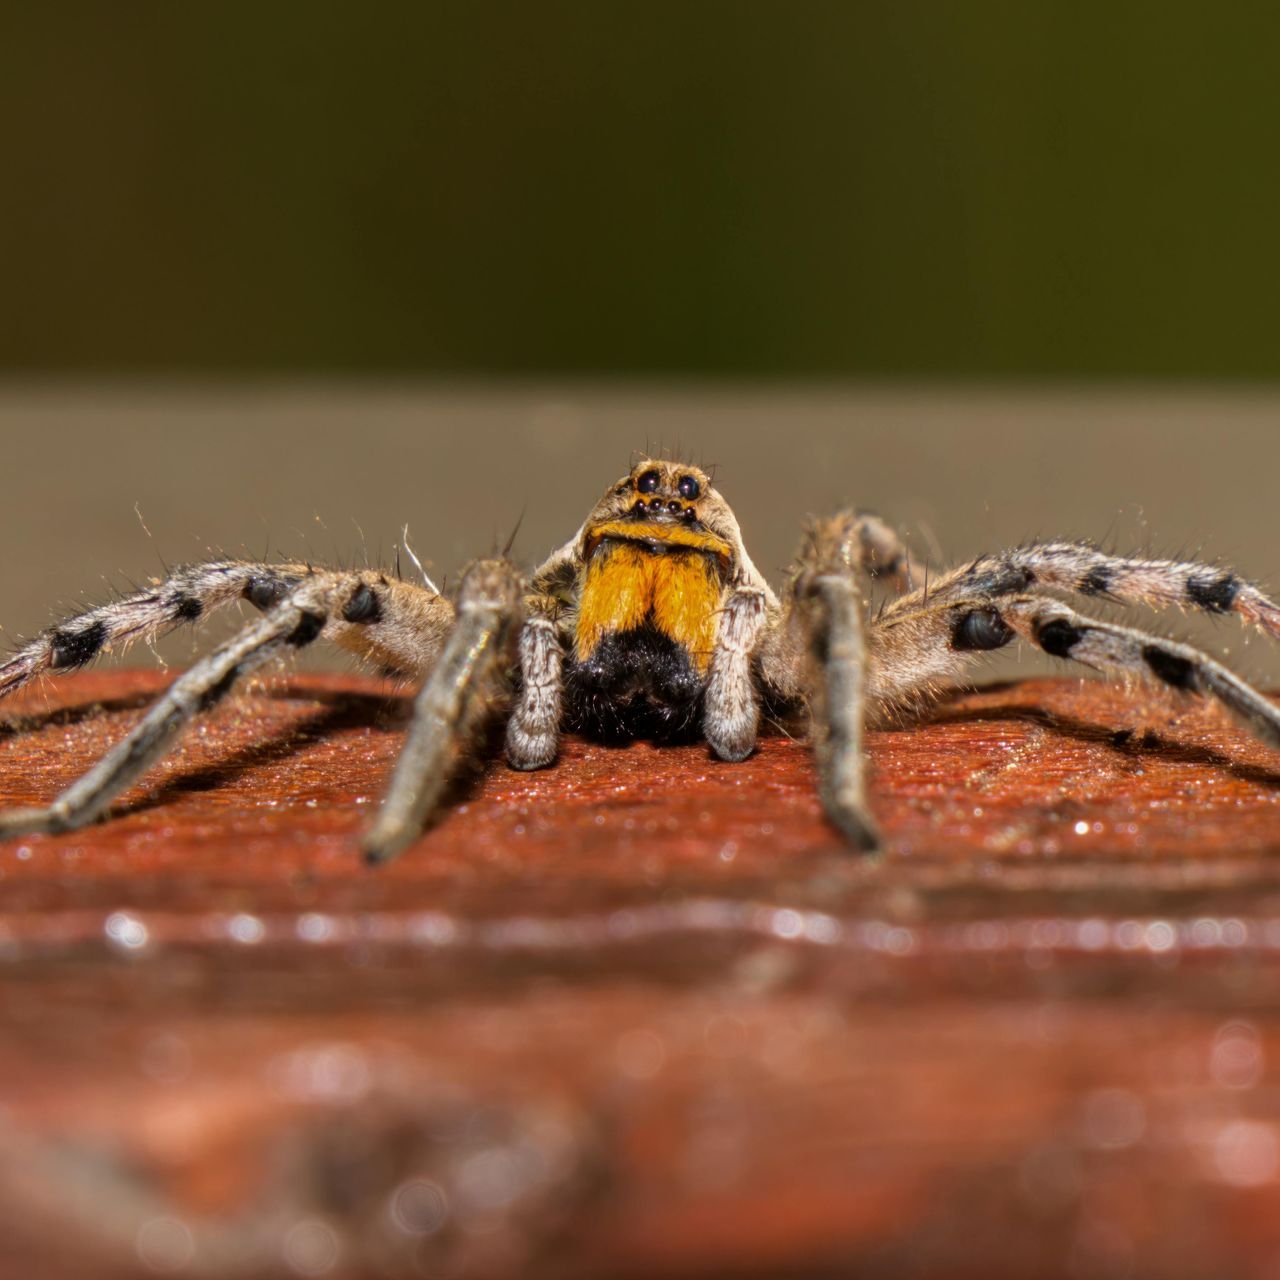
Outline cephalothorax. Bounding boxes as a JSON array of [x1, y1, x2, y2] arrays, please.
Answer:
[[3, 457, 1280, 862]]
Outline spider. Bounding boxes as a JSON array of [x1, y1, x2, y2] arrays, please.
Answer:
[[1, 456, 1279, 863]]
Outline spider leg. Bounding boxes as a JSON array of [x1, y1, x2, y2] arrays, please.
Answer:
[[798, 570, 879, 851], [704, 587, 769, 762], [851, 510, 918, 592], [505, 597, 564, 771], [0, 574, 358, 837], [755, 513, 885, 852], [871, 593, 1280, 747], [361, 559, 523, 866], [0, 559, 455, 699], [882, 542, 1280, 640]]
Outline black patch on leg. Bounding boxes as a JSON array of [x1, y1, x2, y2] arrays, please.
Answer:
[[951, 608, 1014, 652], [1035, 618, 1085, 658], [1187, 572, 1239, 614], [1143, 645, 1197, 690], [1079, 567, 1112, 596], [287, 610, 326, 647], [341, 583, 382, 624], [967, 563, 1035, 595], [197, 666, 242, 711], [244, 574, 295, 612], [171, 594, 203, 621], [49, 620, 108, 669]]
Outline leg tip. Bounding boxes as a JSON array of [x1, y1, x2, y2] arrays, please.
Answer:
[[504, 727, 559, 772], [831, 809, 882, 856], [359, 829, 403, 868], [0, 807, 68, 839]]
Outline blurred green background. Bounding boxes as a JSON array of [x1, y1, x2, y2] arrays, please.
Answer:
[[4, 1, 1278, 377]]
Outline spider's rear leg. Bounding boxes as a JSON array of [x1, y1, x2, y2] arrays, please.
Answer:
[[870, 594, 1280, 749], [362, 559, 524, 866], [0, 574, 367, 837]]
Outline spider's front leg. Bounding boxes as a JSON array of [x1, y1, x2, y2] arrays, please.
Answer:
[[361, 559, 525, 865], [752, 512, 897, 853]]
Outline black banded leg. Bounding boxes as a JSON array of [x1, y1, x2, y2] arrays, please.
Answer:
[[869, 594, 1280, 752], [362, 560, 523, 866], [798, 572, 880, 853], [881, 542, 1280, 643], [0, 580, 339, 838], [704, 587, 768, 762], [0, 558, 327, 701], [505, 604, 563, 771], [1003, 598, 1280, 748]]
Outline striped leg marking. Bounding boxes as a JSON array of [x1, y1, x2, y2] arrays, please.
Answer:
[[869, 593, 1280, 750], [883, 542, 1280, 643], [0, 578, 345, 837]]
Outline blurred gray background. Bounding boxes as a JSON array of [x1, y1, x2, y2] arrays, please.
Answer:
[[2, 4, 1279, 684]]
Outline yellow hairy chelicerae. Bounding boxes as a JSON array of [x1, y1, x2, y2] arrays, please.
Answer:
[[576, 538, 724, 672]]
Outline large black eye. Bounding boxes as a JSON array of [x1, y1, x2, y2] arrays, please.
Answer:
[[636, 470, 660, 494], [677, 474, 701, 500]]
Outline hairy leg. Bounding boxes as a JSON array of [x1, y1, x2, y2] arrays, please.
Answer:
[[362, 559, 524, 865], [703, 587, 768, 762], [756, 514, 886, 851], [0, 559, 455, 700], [882, 542, 1280, 640], [504, 597, 564, 771], [870, 593, 1280, 747], [0, 575, 362, 836]]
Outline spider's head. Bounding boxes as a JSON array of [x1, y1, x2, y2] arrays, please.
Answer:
[[581, 460, 735, 570], [623, 461, 710, 525]]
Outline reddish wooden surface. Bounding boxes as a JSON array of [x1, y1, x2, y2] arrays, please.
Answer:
[[4, 670, 1280, 1278]]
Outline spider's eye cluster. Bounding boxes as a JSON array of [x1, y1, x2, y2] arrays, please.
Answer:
[[677, 475, 701, 500], [636, 470, 661, 494]]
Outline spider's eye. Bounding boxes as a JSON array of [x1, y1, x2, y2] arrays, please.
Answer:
[[636, 470, 661, 494], [677, 474, 701, 500]]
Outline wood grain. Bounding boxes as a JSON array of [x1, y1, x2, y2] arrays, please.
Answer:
[[3, 670, 1280, 1278]]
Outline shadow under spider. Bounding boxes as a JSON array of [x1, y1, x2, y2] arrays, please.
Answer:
[[1, 683, 471, 826], [926, 694, 1280, 792], [0, 690, 162, 736], [115, 687, 488, 822]]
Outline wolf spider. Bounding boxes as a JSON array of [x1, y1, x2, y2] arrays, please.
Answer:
[[2, 457, 1279, 862]]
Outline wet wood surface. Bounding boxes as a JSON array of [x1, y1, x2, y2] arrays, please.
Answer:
[[4, 670, 1280, 1278]]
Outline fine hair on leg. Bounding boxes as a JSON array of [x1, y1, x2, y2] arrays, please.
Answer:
[[869, 592, 1280, 748], [703, 587, 768, 762], [504, 598, 564, 771], [882, 542, 1280, 642]]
